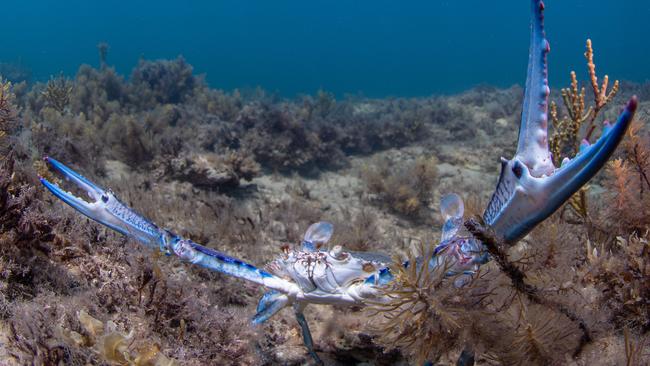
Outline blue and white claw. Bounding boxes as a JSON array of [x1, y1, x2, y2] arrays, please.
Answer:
[[253, 290, 290, 324], [41, 157, 161, 245], [40, 157, 298, 294], [483, 0, 637, 244]]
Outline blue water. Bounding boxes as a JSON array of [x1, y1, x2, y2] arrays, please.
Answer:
[[3, 1, 649, 97]]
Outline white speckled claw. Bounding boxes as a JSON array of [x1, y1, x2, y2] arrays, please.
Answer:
[[482, 0, 637, 244], [515, 0, 555, 179], [40, 156, 161, 244], [485, 98, 636, 243]]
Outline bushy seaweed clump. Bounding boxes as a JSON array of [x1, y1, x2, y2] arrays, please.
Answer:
[[583, 118, 650, 334], [42, 75, 73, 113], [368, 231, 584, 365], [361, 155, 438, 219], [366, 49, 650, 364], [130, 56, 197, 108], [367, 246, 479, 365], [549, 39, 619, 219], [237, 101, 347, 173], [0, 77, 16, 140], [14, 56, 446, 191], [603, 120, 650, 232]]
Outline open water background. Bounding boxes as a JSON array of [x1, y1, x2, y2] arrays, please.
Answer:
[[2, 0, 648, 97]]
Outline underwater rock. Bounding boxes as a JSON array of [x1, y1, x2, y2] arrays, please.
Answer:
[[155, 151, 260, 190]]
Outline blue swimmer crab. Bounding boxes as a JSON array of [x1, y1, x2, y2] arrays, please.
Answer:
[[41, 0, 637, 364]]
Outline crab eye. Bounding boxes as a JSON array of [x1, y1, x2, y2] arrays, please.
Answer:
[[101, 194, 109, 203]]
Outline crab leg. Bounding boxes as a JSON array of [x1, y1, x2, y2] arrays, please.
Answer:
[[40, 157, 298, 294], [294, 303, 323, 365]]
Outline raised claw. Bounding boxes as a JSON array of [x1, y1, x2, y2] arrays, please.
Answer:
[[482, 0, 637, 244], [485, 96, 636, 243]]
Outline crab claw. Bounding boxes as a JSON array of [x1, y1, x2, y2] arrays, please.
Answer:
[[40, 156, 161, 245], [40, 156, 105, 210], [41, 157, 300, 295], [485, 97, 637, 243], [252, 290, 290, 324], [482, 0, 637, 244]]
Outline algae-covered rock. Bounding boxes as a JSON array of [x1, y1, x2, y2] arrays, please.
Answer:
[[155, 151, 260, 190]]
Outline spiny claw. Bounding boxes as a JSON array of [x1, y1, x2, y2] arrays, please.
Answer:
[[40, 156, 106, 219], [482, 0, 638, 243], [516, 0, 554, 178], [43, 156, 106, 201], [485, 97, 637, 243], [40, 156, 161, 245]]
